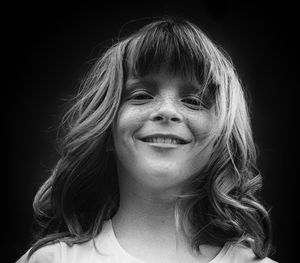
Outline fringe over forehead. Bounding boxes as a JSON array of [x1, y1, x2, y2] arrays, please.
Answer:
[[122, 18, 223, 88]]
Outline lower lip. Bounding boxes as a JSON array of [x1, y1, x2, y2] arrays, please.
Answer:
[[138, 139, 186, 148]]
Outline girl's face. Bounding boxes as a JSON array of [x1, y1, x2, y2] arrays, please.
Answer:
[[112, 70, 216, 191]]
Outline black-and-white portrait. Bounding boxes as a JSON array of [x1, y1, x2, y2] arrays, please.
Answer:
[[8, 2, 296, 263]]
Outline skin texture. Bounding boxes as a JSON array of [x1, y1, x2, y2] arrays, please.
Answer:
[[111, 71, 220, 262]]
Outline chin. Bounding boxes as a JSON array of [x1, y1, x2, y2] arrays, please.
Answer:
[[140, 157, 182, 173], [137, 161, 188, 183]]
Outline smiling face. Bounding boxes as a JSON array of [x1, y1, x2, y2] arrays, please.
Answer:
[[111, 70, 216, 192]]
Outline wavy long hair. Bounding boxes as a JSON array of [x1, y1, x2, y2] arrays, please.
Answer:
[[26, 17, 272, 259]]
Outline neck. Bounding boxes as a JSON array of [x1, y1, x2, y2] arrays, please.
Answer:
[[111, 170, 222, 262], [111, 170, 193, 253]]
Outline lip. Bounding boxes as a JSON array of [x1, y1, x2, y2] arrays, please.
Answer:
[[137, 133, 191, 145], [139, 141, 182, 148]]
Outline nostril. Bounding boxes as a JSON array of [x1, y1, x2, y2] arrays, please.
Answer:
[[152, 115, 181, 122]]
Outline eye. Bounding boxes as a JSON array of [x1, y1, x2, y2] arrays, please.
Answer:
[[129, 91, 153, 103], [132, 93, 152, 100], [182, 97, 201, 105], [182, 96, 205, 109]]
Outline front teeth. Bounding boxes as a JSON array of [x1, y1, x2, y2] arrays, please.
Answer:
[[144, 137, 183, 144]]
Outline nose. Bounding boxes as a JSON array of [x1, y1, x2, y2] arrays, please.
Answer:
[[149, 98, 183, 123]]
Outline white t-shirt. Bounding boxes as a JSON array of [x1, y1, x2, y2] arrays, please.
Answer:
[[16, 220, 277, 263]]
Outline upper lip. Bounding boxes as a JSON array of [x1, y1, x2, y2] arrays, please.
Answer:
[[138, 133, 190, 144]]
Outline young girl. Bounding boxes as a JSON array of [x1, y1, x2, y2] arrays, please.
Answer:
[[17, 17, 277, 263]]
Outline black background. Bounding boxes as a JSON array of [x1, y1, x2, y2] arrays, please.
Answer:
[[7, 1, 296, 262]]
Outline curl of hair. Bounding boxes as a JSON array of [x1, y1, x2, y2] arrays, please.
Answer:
[[27, 17, 272, 260]]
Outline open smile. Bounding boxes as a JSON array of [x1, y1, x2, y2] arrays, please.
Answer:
[[137, 134, 190, 148]]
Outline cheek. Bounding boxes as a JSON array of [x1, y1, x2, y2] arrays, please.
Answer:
[[187, 119, 215, 172], [113, 105, 146, 140], [187, 112, 215, 143]]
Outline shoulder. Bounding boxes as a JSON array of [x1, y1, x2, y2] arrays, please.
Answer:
[[16, 221, 114, 263], [16, 239, 99, 263], [225, 243, 278, 263], [16, 242, 62, 263]]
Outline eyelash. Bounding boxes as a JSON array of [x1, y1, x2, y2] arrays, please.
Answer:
[[182, 97, 201, 106], [129, 92, 205, 109], [131, 92, 153, 100]]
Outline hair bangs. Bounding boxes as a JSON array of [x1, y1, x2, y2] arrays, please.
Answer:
[[123, 21, 209, 86]]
